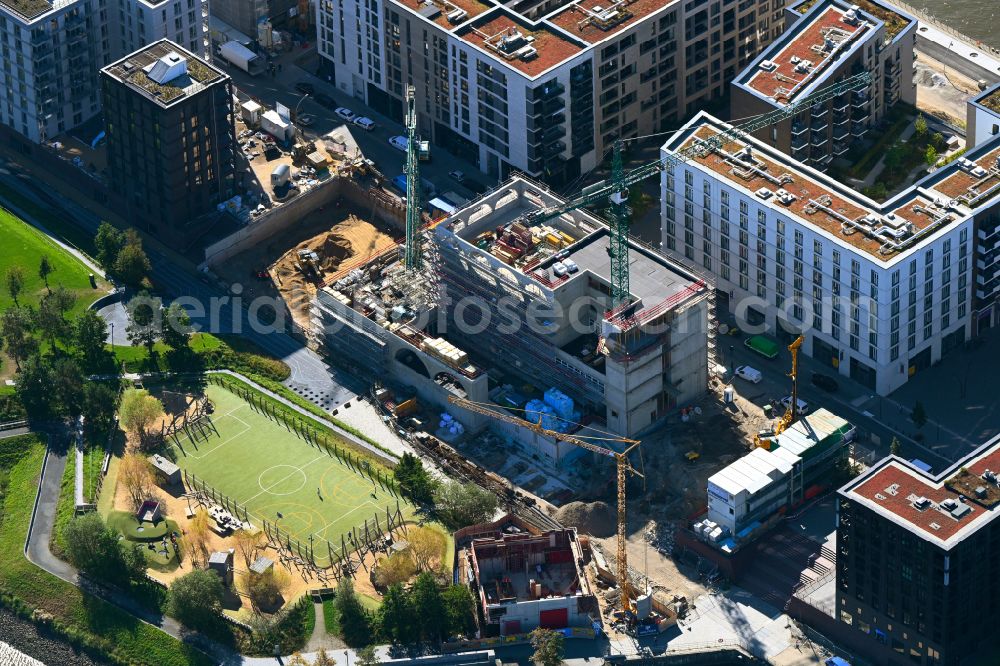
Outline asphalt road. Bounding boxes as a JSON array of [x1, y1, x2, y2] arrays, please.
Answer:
[[0, 160, 363, 411]]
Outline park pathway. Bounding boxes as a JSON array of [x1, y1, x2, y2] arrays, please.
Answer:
[[305, 601, 346, 653]]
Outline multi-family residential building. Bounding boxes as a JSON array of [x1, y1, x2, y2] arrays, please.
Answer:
[[0, 0, 207, 144], [730, 0, 915, 171], [316, 0, 787, 184], [836, 436, 1000, 665], [209, 0, 297, 39], [660, 111, 1000, 395], [100, 39, 237, 246]]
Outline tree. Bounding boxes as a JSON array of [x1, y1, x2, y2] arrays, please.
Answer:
[[168, 569, 225, 628], [433, 481, 499, 529], [378, 583, 413, 644], [442, 584, 476, 638], [14, 354, 55, 418], [74, 309, 109, 371], [95, 222, 126, 274], [180, 508, 212, 567], [394, 453, 437, 504], [126, 293, 162, 357], [37, 288, 75, 350], [375, 551, 417, 588], [82, 382, 118, 433], [912, 401, 927, 429], [51, 357, 84, 415], [890, 436, 902, 456], [61, 512, 142, 584], [932, 131, 945, 150], [914, 114, 927, 137], [1, 306, 38, 370], [925, 145, 938, 168], [884, 145, 906, 173], [245, 568, 290, 612], [119, 452, 155, 511], [357, 646, 380, 666], [38, 255, 53, 293], [114, 230, 151, 288], [5, 266, 24, 306], [529, 627, 564, 666], [408, 526, 446, 573], [314, 649, 336, 666], [162, 303, 192, 350], [234, 529, 266, 570], [118, 388, 164, 447], [333, 578, 371, 646], [411, 572, 444, 642]]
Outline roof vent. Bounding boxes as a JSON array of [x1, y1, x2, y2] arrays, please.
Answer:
[[940, 498, 958, 511], [843, 7, 859, 24], [759, 60, 777, 72], [950, 503, 972, 520], [983, 469, 997, 483], [517, 46, 538, 61], [790, 55, 800, 64], [912, 496, 931, 510], [930, 522, 941, 531], [144, 51, 188, 85], [975, 486, 988, 499], [875, 493, 887, 501], [885, 483, 900, 496], [776, 189, 797, 205], [755, 187, 773, 200], [447, 7, 467, 22]]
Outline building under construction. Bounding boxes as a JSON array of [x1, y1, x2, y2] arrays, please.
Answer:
[[311, 176, 711, 455]]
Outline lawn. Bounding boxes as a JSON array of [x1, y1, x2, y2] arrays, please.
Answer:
[[161, 383, 413, 567], [107, 511, 182, 572], [0, 435, 214, 666], [0, 206, 104, 316]]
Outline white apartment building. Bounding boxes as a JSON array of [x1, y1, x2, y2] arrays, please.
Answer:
[[0, 0, 207, 143], [662, 112, 1000, 395], [316, 0, 787, 184]]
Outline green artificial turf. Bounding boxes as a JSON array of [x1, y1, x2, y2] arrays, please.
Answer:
[[163, 384, 413, 567]]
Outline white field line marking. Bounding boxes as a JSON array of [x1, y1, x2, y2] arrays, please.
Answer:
[[241, 454, 329, 505]]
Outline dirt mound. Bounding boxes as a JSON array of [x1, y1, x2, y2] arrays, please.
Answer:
[[270, 215, 395, 330], [555, 501, 616, 537]]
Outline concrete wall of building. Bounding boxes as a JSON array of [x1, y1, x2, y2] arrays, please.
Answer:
[[967, 89, 1000, 150], [666, 298, 709, 405], [488, 595, 589, 636], [210, 0, 268, 39]]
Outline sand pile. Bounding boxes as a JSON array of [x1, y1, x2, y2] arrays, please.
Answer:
[[555, 501, 616, 537], [270, 215, 395, 329]]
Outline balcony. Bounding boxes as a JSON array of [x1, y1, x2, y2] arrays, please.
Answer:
[[792, 135, 809, 151], [534, 81, 565, 99], [852, 90, 869, 104], [851, 122, 868, 137], [833, 125, 849, 141], [833, 111, 849, 125], [833, 142, 849, 156], [543, 140, 566, 156], [542, 125, 566, 144], [810, 120, 828, 133], [810, 104, 828, 119], [832, 96, 849, 112], [791, 122, 808, 136], [811, 133, 828, 147]]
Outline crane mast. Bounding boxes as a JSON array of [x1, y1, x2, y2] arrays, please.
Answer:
[[448, 396, 643, 617], [404, 85, 422, 270]]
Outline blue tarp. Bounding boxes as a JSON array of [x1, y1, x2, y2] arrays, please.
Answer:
[[909, 458, 933, 473], [825, 657, 851, 666]]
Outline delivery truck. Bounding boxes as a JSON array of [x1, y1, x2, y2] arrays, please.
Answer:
[[218, 41, 265, 76]]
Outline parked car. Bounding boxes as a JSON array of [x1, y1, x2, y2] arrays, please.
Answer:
[[335, 107, 356, 121], [389, 135, 408, 151], [294, 82, 315, 95], [296, 113, 315, 126], [780, 396, 810, 415], [353, 116, 376, 131], [448, 170, 465, 182], [563, 258, 579, 273], [314, 93, 335, 108], [735, 365, 762, 383], [811, 372, 839, 392], [552, 261, 568, 277]]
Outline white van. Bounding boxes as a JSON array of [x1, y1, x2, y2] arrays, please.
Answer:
[[353, 117, 376, 131], [389, 135, 408, 151], [780, 396, 810, 415], [563, 258, 579, 273], [552, 261, 568, 277], [734, 365, 762, 383]]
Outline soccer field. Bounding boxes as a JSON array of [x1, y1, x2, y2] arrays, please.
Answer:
[[164, 384, 408, 564]]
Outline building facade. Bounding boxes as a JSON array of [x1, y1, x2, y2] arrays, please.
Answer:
[[316, 0, 787, 184], [0, 0, 208, 144], [661, 112, 1000, 395], [730, 0, 916, 170], [836, 436, 1000, 665], [100, 39, 237, 246]]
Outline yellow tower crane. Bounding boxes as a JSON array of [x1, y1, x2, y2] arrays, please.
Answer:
[[447, 396, 643, 617], [755, 334, 804, 448]]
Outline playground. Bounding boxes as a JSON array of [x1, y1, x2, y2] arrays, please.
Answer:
[[160, 382, 413, 569]]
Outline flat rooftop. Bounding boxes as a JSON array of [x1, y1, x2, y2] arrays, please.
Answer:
[[101, 39, 227, 108], [546, 0, 672, 45], [0, 0, 52, 21], [791, 0, 911, 42], [841, 435, 1000, 549], [391, 0, 493, 30], [743, 3, 870, 104], [456, 11, 585, 77], [666, 114, 1000, 262]]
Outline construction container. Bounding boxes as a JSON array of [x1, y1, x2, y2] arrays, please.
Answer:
[[545, 233, 563, 247], [394, 398, 417, 417]]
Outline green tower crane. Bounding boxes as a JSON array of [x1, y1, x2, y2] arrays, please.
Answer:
[[404, 85, 422, 270], [522, 71, 872, 309]]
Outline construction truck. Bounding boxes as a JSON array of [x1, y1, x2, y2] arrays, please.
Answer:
[[295, 249, 321, 281], [292, 140, 317, 163]]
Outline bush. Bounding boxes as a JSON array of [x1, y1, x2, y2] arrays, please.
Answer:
[[167, 569, 225, 629], [61, 513, 145, 585]]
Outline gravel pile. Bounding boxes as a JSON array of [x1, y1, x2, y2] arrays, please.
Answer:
[[554, 501, 615, 537]]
